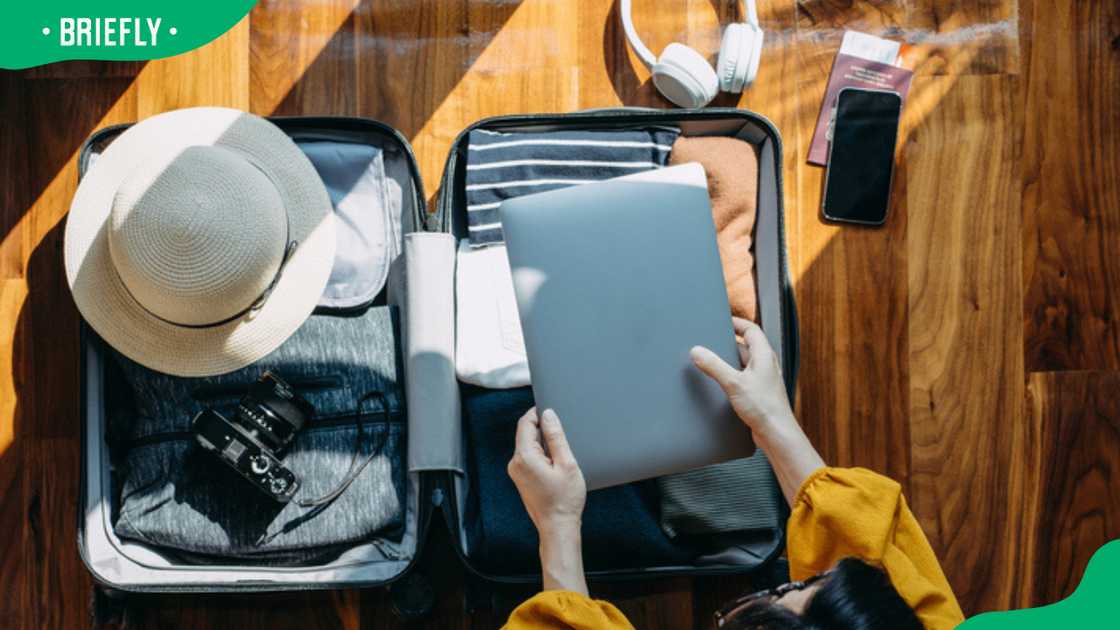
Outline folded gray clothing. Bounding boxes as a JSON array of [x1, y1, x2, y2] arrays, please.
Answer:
[[110, 306, 405, 441], [108, 305, 407, 561], [658, 452, 782, 539], [464, 127, 680, 246], [114, 423, 405, 562]]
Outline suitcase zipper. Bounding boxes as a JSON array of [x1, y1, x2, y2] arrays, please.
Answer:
[[123, 412, 405, 450]]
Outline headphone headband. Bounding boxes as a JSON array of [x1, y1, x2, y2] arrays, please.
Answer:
[[619, 0, 757, 69]]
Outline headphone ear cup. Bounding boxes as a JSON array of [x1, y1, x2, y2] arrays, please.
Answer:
[[718, 23, 762, 93], [652, 43, 719, 108], [717, 23, 746, 93]]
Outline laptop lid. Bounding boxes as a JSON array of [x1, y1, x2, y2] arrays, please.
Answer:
[[501, 163, 754, 490]]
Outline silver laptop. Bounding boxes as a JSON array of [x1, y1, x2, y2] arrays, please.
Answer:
[[500, 163, 754, 490]]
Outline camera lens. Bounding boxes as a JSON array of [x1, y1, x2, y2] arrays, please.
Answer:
[[250, 455, 271, 475]]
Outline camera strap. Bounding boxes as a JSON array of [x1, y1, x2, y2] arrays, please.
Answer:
[[255, 390, 393, 547], [295, 390, 391, 508]]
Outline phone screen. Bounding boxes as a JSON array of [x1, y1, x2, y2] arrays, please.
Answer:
[[822, 88, 902, 225]]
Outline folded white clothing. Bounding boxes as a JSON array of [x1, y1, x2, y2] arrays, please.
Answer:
[[455, 239, 531, 388]]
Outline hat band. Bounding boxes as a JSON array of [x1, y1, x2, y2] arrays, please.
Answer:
[[112, 149, 301, 330], [115, 239, 299, 329]]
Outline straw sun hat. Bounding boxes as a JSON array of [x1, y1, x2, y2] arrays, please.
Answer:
[[64, 107, 336, 377]]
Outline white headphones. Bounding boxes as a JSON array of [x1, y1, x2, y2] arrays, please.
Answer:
[[620, 0, 764, 108]]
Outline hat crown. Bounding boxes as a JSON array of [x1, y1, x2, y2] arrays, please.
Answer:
[[107, 145, 288, 326]]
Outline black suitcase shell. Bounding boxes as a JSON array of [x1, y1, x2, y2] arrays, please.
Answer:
[[75, 109, 798, 593]]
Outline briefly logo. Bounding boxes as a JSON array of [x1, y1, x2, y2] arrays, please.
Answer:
[[45, 18, 176, 48], [0, 1, 258, 70]]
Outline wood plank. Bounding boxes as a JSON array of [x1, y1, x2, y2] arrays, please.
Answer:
[[21, 438, 92, 629], [790, 0, 911, 485], [0, 439, 23, 630], [0, 74, 29, 278], [1026, 370, 1120, 605], [903, 0, 1019, 76], [596, 579, 694, 629], [0, 280, 28, 630], [134, 16, 250, 116], [459, 0, 578, 115], [22, 60, 147, 80], [20, 79, 137, 439], [114, 591, 360, 629], [905, 74, 1029, 614], [400, 0, 577, 192], [13, 78, 139, 630], [0, 278, 24, 466], [792, 0, 907, 44], [250, 0, 360, 116], [354, 0, 475, 133], [1021, 0, 1120, 371], [1, 70, 139, 283], [381, 0, 534, 193]]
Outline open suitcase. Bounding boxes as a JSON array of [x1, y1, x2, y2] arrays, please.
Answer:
[[76, 108, 799, 599]]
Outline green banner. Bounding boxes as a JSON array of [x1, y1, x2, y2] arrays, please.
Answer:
[[960, 539, 1118, 628], [0, 1, 257, 69]]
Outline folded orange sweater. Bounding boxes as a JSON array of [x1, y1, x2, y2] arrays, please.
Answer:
[[669, 135, 759, 322]]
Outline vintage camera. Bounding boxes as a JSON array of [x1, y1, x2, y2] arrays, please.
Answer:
[[191, 371, 314, 503]]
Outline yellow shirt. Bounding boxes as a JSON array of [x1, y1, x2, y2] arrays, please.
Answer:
[[503, 467, 964, 630]]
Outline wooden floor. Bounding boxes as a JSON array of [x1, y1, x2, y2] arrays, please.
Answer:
[[1, 1, 1117, 627]]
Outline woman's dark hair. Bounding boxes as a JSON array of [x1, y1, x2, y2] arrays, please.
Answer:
[[721, 558, 923, 630]]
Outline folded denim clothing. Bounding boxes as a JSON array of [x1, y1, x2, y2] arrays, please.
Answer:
[[668, 135, 760, 321], [465, 127, 680, 247], [108, 305, 408, 562], [299, 140, 402, 310], [657, 453, 781, 539], [461, 385, 695, 574], [455, 239, 530, 389]]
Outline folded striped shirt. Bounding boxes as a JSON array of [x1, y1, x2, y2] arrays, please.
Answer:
[[465, 127, 680, 246]]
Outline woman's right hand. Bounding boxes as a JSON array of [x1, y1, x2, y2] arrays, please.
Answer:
[[690, 317, 825, 505], [689, 316, 796, 439]]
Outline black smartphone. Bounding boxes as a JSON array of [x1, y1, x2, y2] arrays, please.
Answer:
[[821, 87, 903, 226]]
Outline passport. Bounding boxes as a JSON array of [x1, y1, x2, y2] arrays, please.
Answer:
[[808, 33, 914, 166]]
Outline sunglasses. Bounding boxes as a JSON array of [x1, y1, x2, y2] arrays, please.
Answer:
[[713, 569, 835, 627]]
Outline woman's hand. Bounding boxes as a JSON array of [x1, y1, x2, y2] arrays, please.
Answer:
[[508, 408, 589, 594], [689, 316, 796, 438], [690, 317, 825, 505]]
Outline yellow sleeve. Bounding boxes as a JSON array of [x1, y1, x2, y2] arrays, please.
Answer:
[[788, 467, 965, 630], [503, 590, 635, 630]]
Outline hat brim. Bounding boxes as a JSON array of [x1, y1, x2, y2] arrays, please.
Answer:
[[64, 107, 336, 377]]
